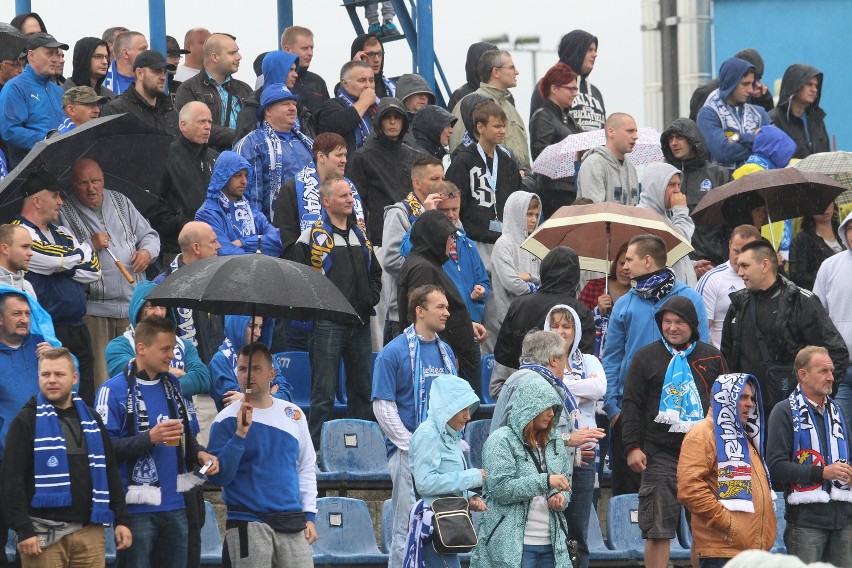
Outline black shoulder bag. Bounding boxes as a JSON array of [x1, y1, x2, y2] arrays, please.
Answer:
[[524, 444, 577, 568], [749, 298, 795, 409]]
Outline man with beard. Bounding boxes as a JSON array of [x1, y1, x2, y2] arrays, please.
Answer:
[[102, 50, 178, 137]]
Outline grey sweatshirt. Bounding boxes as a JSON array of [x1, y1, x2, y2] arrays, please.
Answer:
[[576, 145, 640, 205], [0, 266, 36, 298], [59, 190, 160, 318]]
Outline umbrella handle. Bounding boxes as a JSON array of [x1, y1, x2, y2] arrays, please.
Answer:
[[114, 259, 135, 284]]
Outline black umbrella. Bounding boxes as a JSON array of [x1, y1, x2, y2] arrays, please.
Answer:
[[0, 114, 173, 222], [0, 24, 26, 62], [147, 254, 360, 404], [146, 254, 361, 324]]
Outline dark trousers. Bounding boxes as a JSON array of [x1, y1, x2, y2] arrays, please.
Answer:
[[610, 414, 641, 496], [54, 324, 95, 406], [184, 486, 205, 568]]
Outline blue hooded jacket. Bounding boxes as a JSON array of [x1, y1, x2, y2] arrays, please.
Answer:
[[409, 374, 483, 506], [261, 51, 298, 86], [208, 315, 291, 412], [697, 57, 771, 169], [104, 280, 211, 397], [194, 151, 284, 257], [746, 125, 797, 170]]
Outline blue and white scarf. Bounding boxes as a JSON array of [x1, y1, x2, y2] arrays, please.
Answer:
[[257, 121, 313, 217], [704, 90, 764, 169], [788, 384, 852, 504], [519, 362, 580, 429], [218, 193, 257, 239], [32, 392, 114, 524], [655, 339, 704, 432], [404, 324, 456, 425], [308, 209, 372, 277], [712, 373, 770, 513], [336, 86, 375, 149], [380, 75, 397, 98], [123, 362, 202, 505], [402, 499, 433, 568], [632, 268, 675, 304], [293, 162, 366, 233]]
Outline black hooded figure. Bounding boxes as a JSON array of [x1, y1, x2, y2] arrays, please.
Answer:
[[494, 246, 596, 370], [350, 33, 395, 99], [63, 37, 115, 99], [347, 97, 420, 246], [529, 30, 606, 131], [768, 64, 830, 159], [410, 104, 457, 160], [447, 41, 516, 112], [9, 12, 47, 34], [397, 210, 481, 395]]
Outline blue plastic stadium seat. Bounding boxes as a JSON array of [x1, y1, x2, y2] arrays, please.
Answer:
[[586, 506, 631, 562], [312, 497, 388, 565], [317, 419, 391, 483], [607, 493, 690, 560], [273, 351, 311, 410], [464, 419, 491, 469], [480, 354, 496, 404], [772, 493, 787, 554], [678, 505, 693, 549], [200, 501, 223, 565]]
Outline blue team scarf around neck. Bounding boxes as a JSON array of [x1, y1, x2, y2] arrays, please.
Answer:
[[294, 162, 367, 233], [404, 324, 456, 425], [381, 75, 396, 98], [32, 392, 114, 524], [308, 208, 372, 277], [655, 339, 703, 432], [217, 193, 257, 238], [519, 362, 580, 429], [712, 374, 770, 512], [336, 86, 374, 148], [632, 267, 676, 304], [787, 384, 852, 505], [704, 89, 763, 169], [260, 121, 314, 216]]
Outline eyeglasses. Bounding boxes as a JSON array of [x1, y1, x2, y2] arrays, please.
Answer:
[[363, 51, 384, 59], [559, 85, 579, 93], [1, 60, 25, 68], [495, 65, 517, 71], [91, 54, 109, 61]]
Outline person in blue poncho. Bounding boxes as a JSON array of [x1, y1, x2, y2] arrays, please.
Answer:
[[209, 314, 291, 412], [195, 151, 284, 257]]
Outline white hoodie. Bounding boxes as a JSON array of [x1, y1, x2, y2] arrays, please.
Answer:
[[813, 211, 852, 360]]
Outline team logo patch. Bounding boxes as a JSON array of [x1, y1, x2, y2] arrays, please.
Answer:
[[131, 455, 159, 485], [47, 456, 59, 468], [700, 178, 713, 191], [285, 406, 301, 421]]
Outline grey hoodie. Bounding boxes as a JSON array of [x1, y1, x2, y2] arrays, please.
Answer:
[[486, 191, 541, 345], [0, 266, 36, 298], [576, 145, 640, 205], [637, 162, 697, 287]]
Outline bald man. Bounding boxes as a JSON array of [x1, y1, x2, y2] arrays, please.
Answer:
[[59, 158, 160, 388], [150, 101, 219, 260], [174, 28, 211, 82], [577, 112, 641, 205], [175, 33, 252, 151]]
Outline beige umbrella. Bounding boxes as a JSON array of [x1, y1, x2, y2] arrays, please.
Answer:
[[521, 203, 694, 277], [792, 151, 852, 219]]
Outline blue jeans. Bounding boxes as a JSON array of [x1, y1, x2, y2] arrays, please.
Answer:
[[309, 320, 374, 448], [521, 544, 555, 568], [784, 522, 852, 566], [565, 463, 595, 568], [832, 367, 852, 424], [422, 541, 460, 568], [117, 509, 188, 568]]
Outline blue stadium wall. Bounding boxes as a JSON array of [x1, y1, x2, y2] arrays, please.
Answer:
[[713, 0, 850, 151]]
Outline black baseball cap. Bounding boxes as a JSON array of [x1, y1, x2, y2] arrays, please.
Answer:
[[133, 50, 177, 72], [166, 35, 190, 56], [26, 32, 69, 52]]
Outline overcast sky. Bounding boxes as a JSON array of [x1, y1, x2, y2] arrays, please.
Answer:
[[3, 1, 645, 124]]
